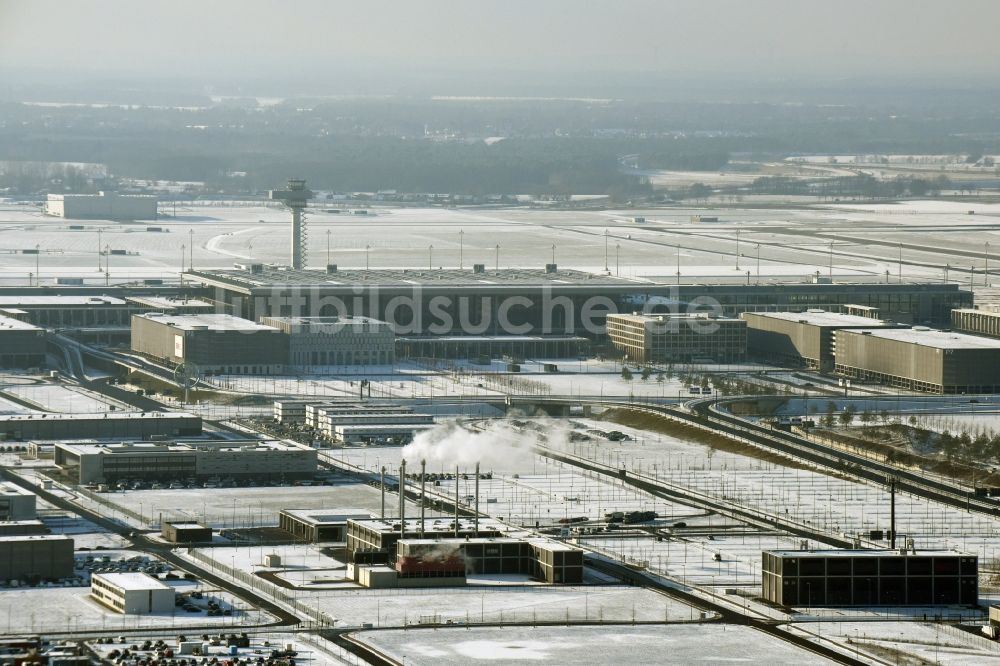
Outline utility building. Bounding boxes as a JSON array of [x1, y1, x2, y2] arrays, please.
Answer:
[[259, 315, 395, 368], [762, 549, 978, 606], [46, 192, 157, 220], [606, 312, 746, 363], [951, 307, 1000, 338], [835, 327, 1000, 394], [743, 310, 906, 372], [130, 313, 288, 374]]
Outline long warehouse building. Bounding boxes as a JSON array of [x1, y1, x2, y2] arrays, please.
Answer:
[[835, 326, 1000, 394]]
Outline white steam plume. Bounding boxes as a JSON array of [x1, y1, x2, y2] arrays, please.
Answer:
[[401, 419, 570, 472]]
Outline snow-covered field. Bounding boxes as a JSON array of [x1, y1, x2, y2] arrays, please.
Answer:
[[1, 200, 991, 287]]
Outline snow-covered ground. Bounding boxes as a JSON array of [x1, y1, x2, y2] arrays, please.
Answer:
[[357, 624, 838, 665], [0, 200, 989, 287]]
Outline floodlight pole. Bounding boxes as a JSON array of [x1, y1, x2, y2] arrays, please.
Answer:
[[604, 229, 609, 271], [459, 229, 464, 269]]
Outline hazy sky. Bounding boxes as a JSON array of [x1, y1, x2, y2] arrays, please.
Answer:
[[2, 0, 999, 86]]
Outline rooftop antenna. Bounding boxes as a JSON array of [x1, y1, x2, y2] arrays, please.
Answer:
[[269, 178, 313, 269]]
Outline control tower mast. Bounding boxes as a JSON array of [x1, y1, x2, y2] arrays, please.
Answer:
[[268, 178, 313, 269]]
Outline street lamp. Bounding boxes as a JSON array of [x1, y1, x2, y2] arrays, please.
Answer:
[[616, 243, 621, 277], [495, 243, 500, 273], [34, 244, 39, 285], [428, 244, 434, 270], [604, 229, 609, 271], [365, 243, 371, 271], [756, 243, 761, 283], [459, 229, 464, 269], [97, 228, 103, 271], [188, 228, 194, 270], [735, 229, 740, 270], [327, 229, 332, 266], [985, 241, 990, 287]]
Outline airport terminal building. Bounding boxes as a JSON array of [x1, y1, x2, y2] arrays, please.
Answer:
[[183, 265, 971, 339]]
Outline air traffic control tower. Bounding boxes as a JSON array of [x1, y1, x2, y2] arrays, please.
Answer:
[[269, 178, 313, 269]]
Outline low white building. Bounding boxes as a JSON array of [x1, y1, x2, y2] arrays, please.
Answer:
[[91, 572, 174, 614], [46, 192, 157, 220]]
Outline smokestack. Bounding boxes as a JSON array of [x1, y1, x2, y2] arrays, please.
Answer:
[[399, 459, 406, 536], [420, 459, 426, 538], [474, 462, 480, 535], [380, 466, 386, 520], [455, 465, 460, 537]]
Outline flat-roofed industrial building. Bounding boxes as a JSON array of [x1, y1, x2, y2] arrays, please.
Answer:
[[0, 535, 74, 581], [762, 549, 978, 606], [130, 313, 288, 374], [0, 411, 201, 441], [54, 439, 317, 484], [835, 327, 1000, 393], [346, 518, 505, 565], [91, 572, 174, 614], [46, 192, 157, 220], [259, 315, 395, 368], [743, 310, 907, 372], [606, 312, 746, 363], [0, 482, 36, 520], [0, 315, 45, 368], [279, 509, 374, 542], [161, 521, 212, 544]]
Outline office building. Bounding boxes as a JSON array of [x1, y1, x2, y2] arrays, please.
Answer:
[[54, 439, 317, 484], [0, 535, 74, 581], [130, 313, 288, 374], [278, 509, 374, 542], [762, 549, 978, 606], [46, 192, 157, 220], [0, 482, 36, 521], [0, 315, 45, 368], [743, 310, 906, 372], [91, 573, 174, 614], [606, 312, 746, 363], [259, 315, 395, 368], [835, 327, 1000, 394], [0, 412, 201, 441]]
